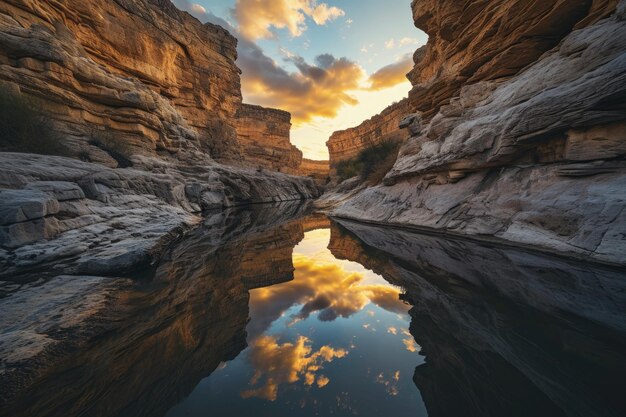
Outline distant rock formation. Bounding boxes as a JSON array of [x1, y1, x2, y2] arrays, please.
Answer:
[[330, 0, 626, 265], [235, 104, 303, 173], [234, 104, 330, 181], [299, 158, 331, 183], [327, 98, 411, 177]]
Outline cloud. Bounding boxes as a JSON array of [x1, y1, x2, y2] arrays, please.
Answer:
[[242, 53, 365, 123], [190, 3, 206, 15], [402, 337, 419, 352], [233, 0, 345, 40], [376, 372, 400, 396], [368, 54, 413, 90], [241, 335, 347, 401], [247, 255, 409, 339], [172, 0, 363, 123], [385, 37, 420, 49], [306, 3, 345, 25]]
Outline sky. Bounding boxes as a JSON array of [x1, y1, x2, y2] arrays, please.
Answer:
[[172, 0, 427, 159]]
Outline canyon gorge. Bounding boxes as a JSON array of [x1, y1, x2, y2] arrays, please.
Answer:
[[0, 0, 625, 415], [0, 0, 624, 269]]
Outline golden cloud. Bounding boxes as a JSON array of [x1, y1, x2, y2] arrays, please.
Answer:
[[375, 371, 400, 396], [368, 54, 413, 91], [242, 54, 365, 123], [234, 0, 345, 40], [248, 255, 410, 339], [241, 335, 347, 401]]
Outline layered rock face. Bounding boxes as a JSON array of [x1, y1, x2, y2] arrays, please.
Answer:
[[332, 1, 626, 265], [299, 158, 330, 182], [0, 0, 244, 160], [407, 0, 619, 118], [327, 98, 411, 168], [233, 105, 330, 180], [0, 0, 328, 174], [234, 104, 303, 172]]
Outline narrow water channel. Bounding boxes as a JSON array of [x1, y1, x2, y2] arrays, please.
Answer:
[[1, 204, 625, 417], [166, 226, 427, 417]]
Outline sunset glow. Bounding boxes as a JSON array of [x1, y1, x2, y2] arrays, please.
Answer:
[[172, 0, 427, 158]]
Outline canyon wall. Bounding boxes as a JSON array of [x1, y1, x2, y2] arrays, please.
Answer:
[[234, 104, 303, 172], [331, 0, 626, 265], [407, 0, 619, 119], [0, 0, 322, 278], [0, 0, 325, 175], [0, 0, 244, 161], [299, 158, 330, 183], [327, 98, 411, 168]]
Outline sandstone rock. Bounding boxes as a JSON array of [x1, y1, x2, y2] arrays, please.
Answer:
[[326, 98, 411, 174], [0, 0, 243, 160], [298, 158, 330, 183], [234, 104, 303, 172], [330, 2, 626, 265], [407, 0, 619, 119]]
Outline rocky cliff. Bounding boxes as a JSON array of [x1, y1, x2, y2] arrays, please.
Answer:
[[327, 98, 411, 170], [234, 104, 303, 172], [331, 0, 626, 265], [0, 0, 245, 160], [0, 0, 323, 276]]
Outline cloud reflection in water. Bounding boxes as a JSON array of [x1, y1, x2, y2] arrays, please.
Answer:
[[242, 236, 411, 401]]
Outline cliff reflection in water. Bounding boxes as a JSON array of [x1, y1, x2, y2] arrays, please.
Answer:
[[1, 203, 625, 417], [1, 203, 316, 417], [330, 219, 626, 417]]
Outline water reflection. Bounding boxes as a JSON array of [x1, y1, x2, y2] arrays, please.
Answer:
[[0, 203, 624, 417], [330, 219, 626, 417], [167, 222, 424, 416]]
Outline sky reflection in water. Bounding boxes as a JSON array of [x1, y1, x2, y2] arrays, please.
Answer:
[[166, 228, 427, 417]]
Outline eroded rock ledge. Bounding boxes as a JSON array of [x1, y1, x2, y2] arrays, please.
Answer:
[[331, 1, 626, 265], [0, 153, 319, 281]]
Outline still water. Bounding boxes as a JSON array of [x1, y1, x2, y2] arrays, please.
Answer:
[[166, 226, 426, 417], [1, 204, 625, 417]]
